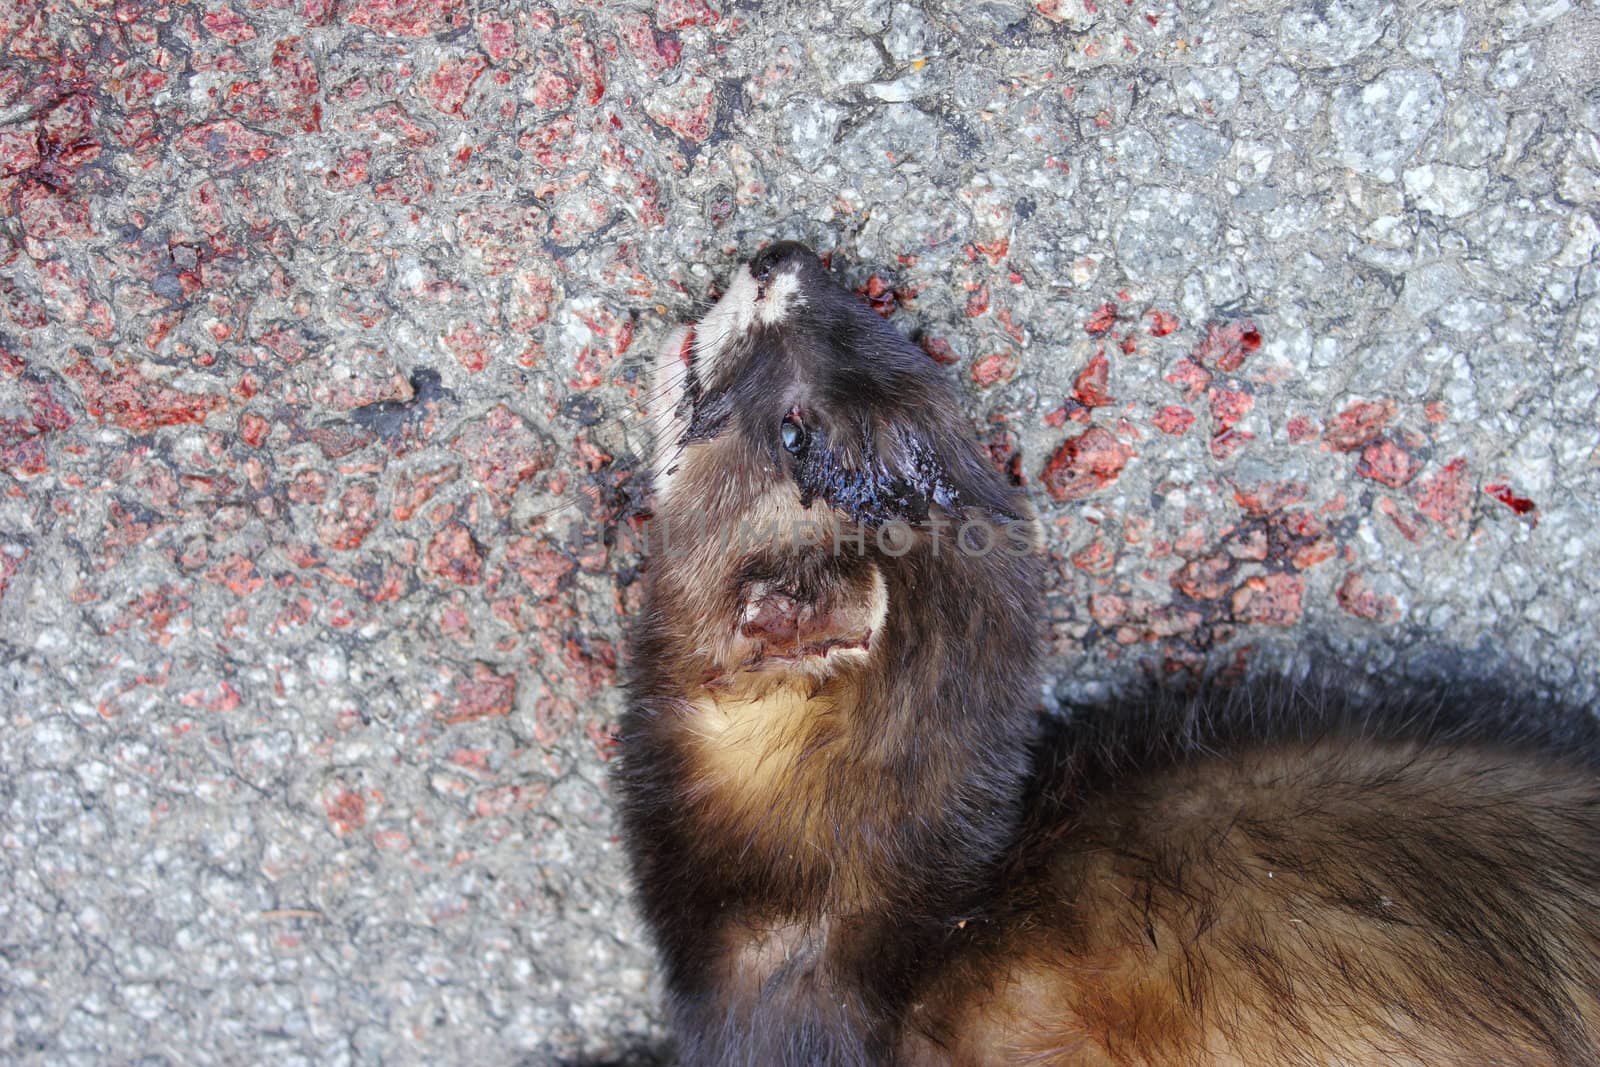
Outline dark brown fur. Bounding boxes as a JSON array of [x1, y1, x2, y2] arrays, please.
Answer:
[[614, 244, 1600, 1066], [907, 684, 1600, 1065]]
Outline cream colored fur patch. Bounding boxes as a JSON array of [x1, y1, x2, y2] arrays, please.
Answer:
[[648, 323, 692, 500], [692, 264, 758, 386]]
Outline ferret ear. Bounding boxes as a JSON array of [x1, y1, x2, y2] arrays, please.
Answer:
[[890, 422, 1028, 526], [939, 433, 1029, 523]]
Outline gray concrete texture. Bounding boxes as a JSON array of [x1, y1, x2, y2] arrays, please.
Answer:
[[3, 0, 1599, 1062]]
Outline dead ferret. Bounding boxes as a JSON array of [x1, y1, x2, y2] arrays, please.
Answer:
[[614, 242, 1600, 1066]]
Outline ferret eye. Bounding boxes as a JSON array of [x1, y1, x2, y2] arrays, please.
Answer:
[[781, 413, 806, 454], [752, 246, 780, 282]]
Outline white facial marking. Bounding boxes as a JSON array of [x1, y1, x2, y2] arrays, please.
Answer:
[[647, 323, 692, 502], [692, 264, 758, 386], [651, 254, 810, 507], [691, 259, 808, 385], [756, 270, 802, 326]]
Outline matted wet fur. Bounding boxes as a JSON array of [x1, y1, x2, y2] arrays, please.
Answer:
[[614, 243, 1600, 1066]]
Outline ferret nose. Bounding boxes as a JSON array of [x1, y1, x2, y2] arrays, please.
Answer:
[[750, 241, 817, 282]]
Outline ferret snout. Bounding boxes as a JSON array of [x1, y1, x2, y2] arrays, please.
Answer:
[[689, 243, 814, 387], [749, 241, 818, 293]]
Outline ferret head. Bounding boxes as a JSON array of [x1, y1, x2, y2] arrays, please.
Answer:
[[643, 242, 1036, 691]]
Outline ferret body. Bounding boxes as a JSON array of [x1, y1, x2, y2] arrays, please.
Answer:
[[615, 243, 1600, 1065]]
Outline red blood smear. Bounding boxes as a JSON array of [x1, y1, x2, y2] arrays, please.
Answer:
[[1484, 483, 1535, 515], [1072, 349, 1114, 407]]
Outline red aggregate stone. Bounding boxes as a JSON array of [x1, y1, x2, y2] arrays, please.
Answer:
[[427, 523, 483, 585], [1323, 398, 1395, 452], [64, 359, 224, 433], [1355, 437, 1421, 488], [1410, 458, 1472, 536], [1071, 349, 1114, 407], [1145, 309, 1179, 336], [504, 536, 576, 598], [1040, 426, 1132, 502], [655, 0, 721, 30], [1152, 405, 1194, 435], [1165, 357, 1210, 401], [421, 56, 487, 116], [970, 351, 1017, 387], [448, 405, 555, 505], [317, 483, 379, 551], [1085, 302, 1118, 334], [1231, 572, 1303, 626], [442, 663, 517, 723], [1336, 571, 1399, 622], [345, 0, 467, 37], [1192, 319, 1261, 372]]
